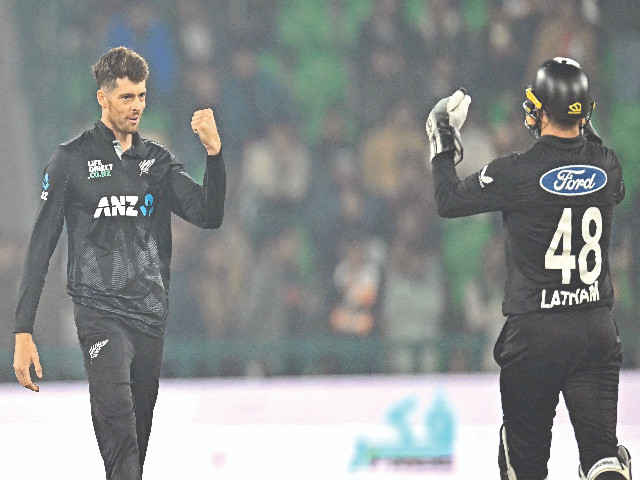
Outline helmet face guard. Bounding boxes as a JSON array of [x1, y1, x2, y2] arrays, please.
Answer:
[[523, 87, 543, 138]]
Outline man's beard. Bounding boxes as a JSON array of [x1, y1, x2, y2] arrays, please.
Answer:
[[111, 114, 140, 136]]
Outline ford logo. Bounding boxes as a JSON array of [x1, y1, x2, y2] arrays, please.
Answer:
[[539, 165, 607, 196]]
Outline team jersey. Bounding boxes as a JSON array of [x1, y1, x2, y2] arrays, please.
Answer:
[[432, 134, 624, 316], [15, 121, 226, 336]]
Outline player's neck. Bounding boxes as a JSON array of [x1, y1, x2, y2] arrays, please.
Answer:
[[113, 135, 133, 152], [540, 118, 580, 138], [101, 118, 134, 151]]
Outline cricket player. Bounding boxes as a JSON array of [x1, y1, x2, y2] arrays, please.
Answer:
[[425, 57, 631, 479], [13, 46, 226, 479]]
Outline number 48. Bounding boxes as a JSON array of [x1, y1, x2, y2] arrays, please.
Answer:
[[545, 207, 602, 285]]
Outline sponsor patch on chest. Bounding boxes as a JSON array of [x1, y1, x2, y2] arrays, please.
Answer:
[[87, 159, 113, 179], [539, 165, 607, 196], [93, 194, 155, 218]]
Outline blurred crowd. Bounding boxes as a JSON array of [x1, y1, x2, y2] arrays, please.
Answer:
[[2, 0, 640, 378]]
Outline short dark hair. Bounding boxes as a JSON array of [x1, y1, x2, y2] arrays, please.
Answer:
[[92, 46, 149, 91], [544, 109, 581, 129]]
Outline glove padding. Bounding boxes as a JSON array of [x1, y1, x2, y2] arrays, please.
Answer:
[[582, 121, 602, 145], [426, 88, 471, 163], [447, 88, 472, 130]]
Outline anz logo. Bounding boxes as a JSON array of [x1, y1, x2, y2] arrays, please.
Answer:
[[140, 193, 154, 216], [540, 165, 607, 196], [93, 194, 155, 218]]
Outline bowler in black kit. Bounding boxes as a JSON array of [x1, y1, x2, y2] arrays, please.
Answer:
[[426, 58, 631, 480], [13, 47, 226, 479]]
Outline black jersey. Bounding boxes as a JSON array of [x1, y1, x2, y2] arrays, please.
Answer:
[[15, 121, 226, 336], [432, 134, 624, 316]]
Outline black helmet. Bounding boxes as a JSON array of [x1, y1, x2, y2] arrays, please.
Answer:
[[523, 57, 594, 137]]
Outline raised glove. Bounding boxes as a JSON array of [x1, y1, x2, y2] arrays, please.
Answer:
[[447, 88, 472, 130], [426, 88, 471, 163]]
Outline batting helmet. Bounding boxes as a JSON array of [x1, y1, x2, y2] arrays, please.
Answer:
[[523, 57, 594, 137]]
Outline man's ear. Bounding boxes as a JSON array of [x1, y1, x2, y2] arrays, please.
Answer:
[[538, 109, 549, 128], [96, 89, 107, 109]]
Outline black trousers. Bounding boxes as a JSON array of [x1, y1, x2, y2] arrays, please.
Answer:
[[74, 304, 164, 480], [494, 307, 622, 480]]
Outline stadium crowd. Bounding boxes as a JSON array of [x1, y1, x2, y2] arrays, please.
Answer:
[[2, 0, 640, 378]]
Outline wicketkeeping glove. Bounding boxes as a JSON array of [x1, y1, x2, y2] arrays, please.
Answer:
[[426, 88, 471, 163]]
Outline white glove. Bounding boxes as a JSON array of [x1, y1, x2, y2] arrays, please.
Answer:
[[426, 88, 471, 163], [447, 88, 471, 130]]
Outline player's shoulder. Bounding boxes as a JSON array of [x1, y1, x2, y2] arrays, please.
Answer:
[[481, 152, 523, 181], [141, 137, 171, 155], [46, 134, 87, 171], [49, 126, 106, 168], [491, 151, 523, 168], [53, 127, 104, 163], [589, 141, 624, 201], [58, 125, 97, 150], [588, 140, 620, 169], [139, 137, 174, 164]]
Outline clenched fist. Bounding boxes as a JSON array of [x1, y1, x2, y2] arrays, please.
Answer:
[[191, 109, 221, 156]]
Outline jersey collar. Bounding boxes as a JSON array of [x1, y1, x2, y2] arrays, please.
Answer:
[[539, 134, 585, 150], [94, 121, 148, 159]]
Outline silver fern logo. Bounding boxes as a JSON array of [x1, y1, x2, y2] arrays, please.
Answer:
[[139, 158, 155, 176], [89, 339, 109, 363]]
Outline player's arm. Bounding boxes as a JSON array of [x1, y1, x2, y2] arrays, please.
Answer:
[[426, 89, 509, 218], [608, 150, 625, 205], [14, 148, 68, 391], [431, 153, 516, 218], [169, 109, 226, 229]]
